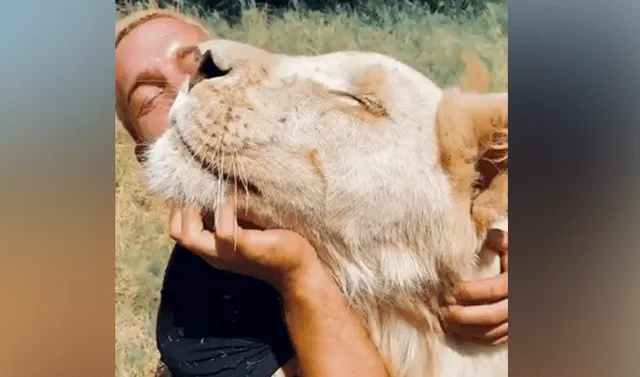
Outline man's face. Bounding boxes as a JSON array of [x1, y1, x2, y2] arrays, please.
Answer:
[[115, 16, 209, 157]]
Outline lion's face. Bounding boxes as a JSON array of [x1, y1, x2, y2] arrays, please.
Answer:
[[145, 39, 507, 293]]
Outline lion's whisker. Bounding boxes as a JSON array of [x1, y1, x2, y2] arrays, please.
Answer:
[[235, 154, 251, 217], [216, 148, 224, 224], [232, 148, 239, 252]]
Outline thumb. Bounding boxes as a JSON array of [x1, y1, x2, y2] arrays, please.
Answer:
[[485, 229, 508, 272], [213, 203, 279, 259], [486, 229, 508, 256], [213, 202, 245, 252]]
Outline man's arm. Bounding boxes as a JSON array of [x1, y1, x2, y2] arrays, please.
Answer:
[[279, 262, 390, 377], [171, 204, 390, 377]]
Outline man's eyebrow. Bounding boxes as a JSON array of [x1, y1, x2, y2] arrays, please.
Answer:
[[127, 68, 166, 105]]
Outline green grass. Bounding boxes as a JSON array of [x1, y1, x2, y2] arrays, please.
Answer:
[[115, 2, 507, 376]]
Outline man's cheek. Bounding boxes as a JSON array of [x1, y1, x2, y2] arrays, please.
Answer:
[[139, 108, 171, 141]]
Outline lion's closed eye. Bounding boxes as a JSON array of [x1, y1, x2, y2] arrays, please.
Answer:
[[327, 89, 361, 104], [328, 89, 389, 120]]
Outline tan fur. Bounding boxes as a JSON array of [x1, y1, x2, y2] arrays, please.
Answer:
[[144, 39, 508, 377], [435, 88, 508, 233], [459, 52, 490, 93], [304, 149, 328, 186], [435, 53, 507, 235]]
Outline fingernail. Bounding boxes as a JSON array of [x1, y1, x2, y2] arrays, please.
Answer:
[[440, 291, 456, 305], [443, 294, 456, 305]]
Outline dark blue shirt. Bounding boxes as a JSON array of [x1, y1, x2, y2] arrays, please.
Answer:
[[156, 245, 295, 377]]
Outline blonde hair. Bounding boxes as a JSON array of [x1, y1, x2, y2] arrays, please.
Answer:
[[116, 8, 211, 48]]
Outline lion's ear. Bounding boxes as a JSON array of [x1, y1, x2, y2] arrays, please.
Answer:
[[436, 90, 508, 195], [436, 89, 508, 233], [459, 52, 491, 93], [436, 53, 507, 199], [469, 93, 508, 191]]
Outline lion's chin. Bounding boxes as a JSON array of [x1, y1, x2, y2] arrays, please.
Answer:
[[144, 130, 223, 210], [146, 130, 270, 232]]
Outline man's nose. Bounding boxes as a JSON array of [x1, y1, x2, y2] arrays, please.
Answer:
[[164, 45, 207, 94], [175, 45, 203, 77]]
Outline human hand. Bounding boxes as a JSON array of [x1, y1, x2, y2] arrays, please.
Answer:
[[168, 202, 325, 294], [441, 229, 508, 345]]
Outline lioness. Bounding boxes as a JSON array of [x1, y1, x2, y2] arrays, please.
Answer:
[[144, 39, 508, 377]]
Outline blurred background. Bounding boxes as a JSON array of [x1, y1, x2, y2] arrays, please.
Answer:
[[116, 0, 508, 24]]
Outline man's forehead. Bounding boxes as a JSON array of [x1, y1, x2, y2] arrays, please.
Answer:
[[118, 17, 206, 55], [119, 20, 174, 53], [116, 19, 205, 83]]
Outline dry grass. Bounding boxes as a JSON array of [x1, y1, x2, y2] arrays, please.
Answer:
[[115, 3, 508, 376], [116, 119, 172, 377]]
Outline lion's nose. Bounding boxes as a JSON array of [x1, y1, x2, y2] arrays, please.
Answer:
[[187, 49, 231, 91]]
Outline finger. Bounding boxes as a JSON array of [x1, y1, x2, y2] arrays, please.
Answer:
[[491, 335, 508, 345], [213, 204, 286, 257], [485, 229, 508, 256], [181, 204, 204, 242], [180, 204, 217, 255], [451, 333, 508, 347], [446, 321, 508, 342], [500, 253, 508, 272], [453, 272, 508, 304], [213, 202, 245, 251], [241, 229, 281, 253], [482, 321, 508, 340], [168, 205, 182, 241], [486, 229, 508, 272], [442, 299, 508, 326]]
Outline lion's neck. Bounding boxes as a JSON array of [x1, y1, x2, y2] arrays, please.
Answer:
[[311, 215, 506, 377]]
